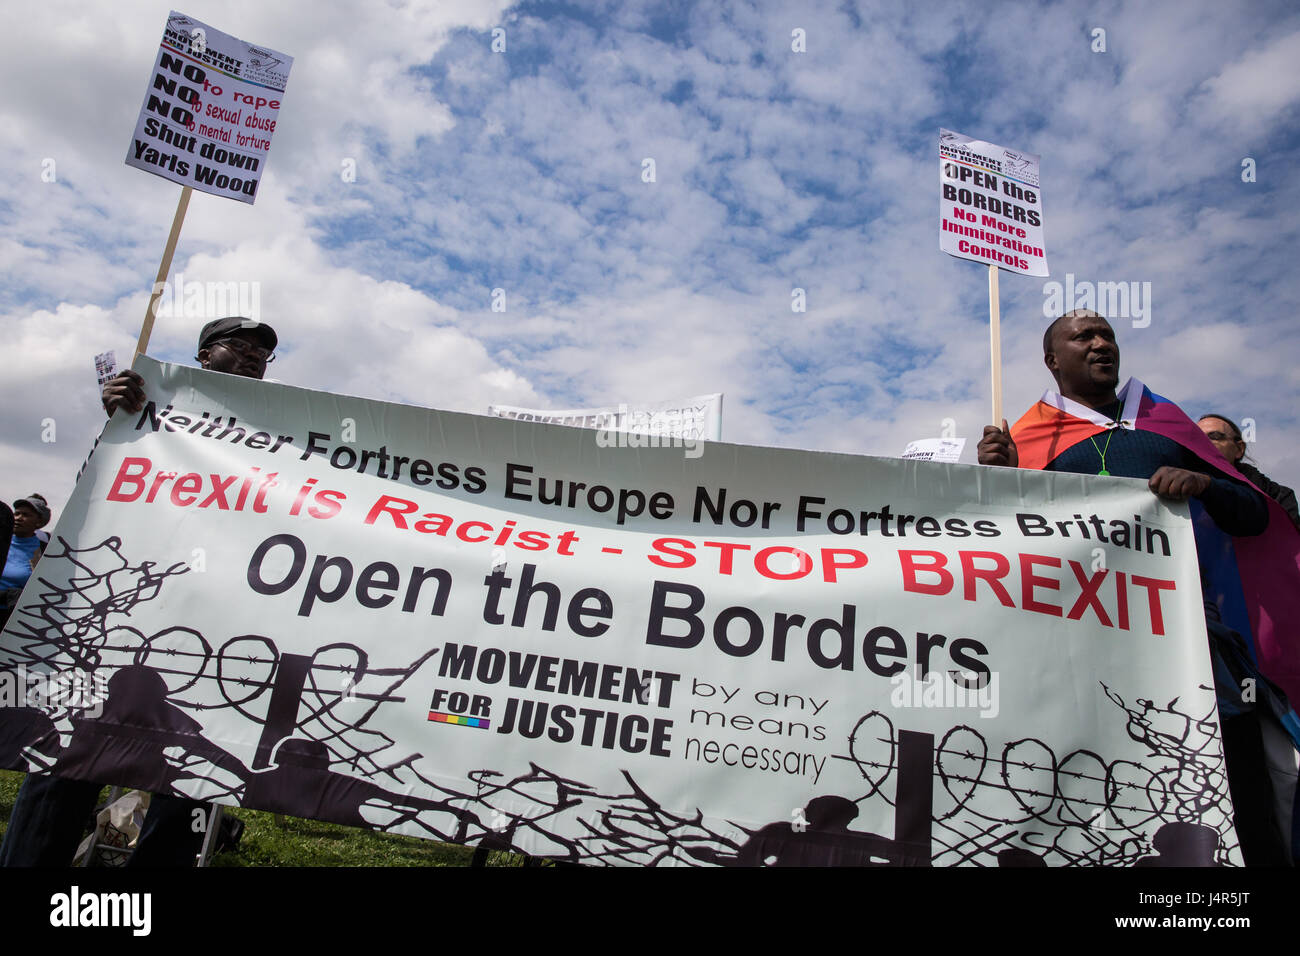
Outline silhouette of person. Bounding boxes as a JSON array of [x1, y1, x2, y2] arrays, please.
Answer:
[[689, 729, 934, 867], [243, 737, 475, 842], [997, 846, 1048, 867], [688, 795, 907, 867], [1134, 822, 1221, 866], [54, 665, 245, 790], [0, 704, 57, 767]]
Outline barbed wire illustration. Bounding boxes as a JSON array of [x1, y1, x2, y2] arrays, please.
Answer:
[[835, 687, 1236, 866]]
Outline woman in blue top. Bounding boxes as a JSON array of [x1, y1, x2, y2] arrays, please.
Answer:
[[1, 493, 51, 598]]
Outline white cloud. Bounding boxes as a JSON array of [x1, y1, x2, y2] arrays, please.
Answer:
[[1197, 29, 1300, 137]]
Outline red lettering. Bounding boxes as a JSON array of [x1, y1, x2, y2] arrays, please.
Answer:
[[307, 489, 345, 520], [959, 551, 1014, 607], [513, 530, 549, 551], [899, 550, 953, 596], [365, 494, 418, 528], [1020, 553, 1062, 616], [413, 513, 453, 535], [979, 214, 1026, 237], [1067, 561, 1112, 627], [107, 457, 151, 502], [144, 471, 177, 503], [648, 538, 694, 569], [1131, 575, 1176, 636], [231, 93, 279, 110], [1116, 571, 1129, 630], [703, 541, 751, 575], [456, 521, 492, 543], [169, 473, 203, 507], [821, 548, 868, 583], [755, 546, 812, 581], [554, 530, 580, 556], [198, 475, 237, 510]]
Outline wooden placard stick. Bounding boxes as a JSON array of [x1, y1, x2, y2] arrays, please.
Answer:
[[135, 185, 193, 359], [988, 262, 1003, 426]]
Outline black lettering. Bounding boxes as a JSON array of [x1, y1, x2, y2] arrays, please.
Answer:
[[247, 533, 305, 595], [646, 581, 705, 648]]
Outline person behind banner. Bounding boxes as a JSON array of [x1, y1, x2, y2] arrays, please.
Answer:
[[1, 494, 52, 629], [0, 502, 12, 629], [1197, 413, 1300, 533], [976, 309, 1300, 867], [0, 317, 278, 868], [101, 316, 278, 416]]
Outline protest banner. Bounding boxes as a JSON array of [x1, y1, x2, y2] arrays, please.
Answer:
[[125, 11, 292, 204], [125, 11, 293, 356], [489, 393, 723, 448], [939, 129, 1047, 278], [939, 128, 1049, 425], [0, 360, 1238, 866]]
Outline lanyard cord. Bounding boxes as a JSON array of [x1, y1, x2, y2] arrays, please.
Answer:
[[1088, 426, 1117, 476]]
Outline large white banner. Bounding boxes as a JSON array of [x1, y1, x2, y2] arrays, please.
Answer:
[[124, 11, 293, 204], [939, 128, 1048, 277], [0, 360, 1236, 866]]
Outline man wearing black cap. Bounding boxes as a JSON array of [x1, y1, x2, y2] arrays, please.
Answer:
[[102, 316, 278, 415], [0, 317, 277, 867]]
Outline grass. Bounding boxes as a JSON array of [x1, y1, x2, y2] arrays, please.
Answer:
[[0, 769, 498, 867]]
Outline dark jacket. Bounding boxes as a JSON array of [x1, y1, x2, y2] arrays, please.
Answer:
[[1237, 461, 1300, 533]]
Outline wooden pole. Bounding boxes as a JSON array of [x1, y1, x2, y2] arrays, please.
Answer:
[[135, 185, 193, 359], [988, 262, 1002, 426]]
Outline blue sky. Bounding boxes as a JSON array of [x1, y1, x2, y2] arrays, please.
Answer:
[[3, 0, 1299, 516]]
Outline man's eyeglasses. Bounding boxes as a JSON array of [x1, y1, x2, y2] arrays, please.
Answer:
[[1204, 431, 1239, 443], [212, 337, 275, 364]]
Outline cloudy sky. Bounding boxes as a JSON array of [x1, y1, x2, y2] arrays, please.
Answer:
[[3, 0, 1298, 518]]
